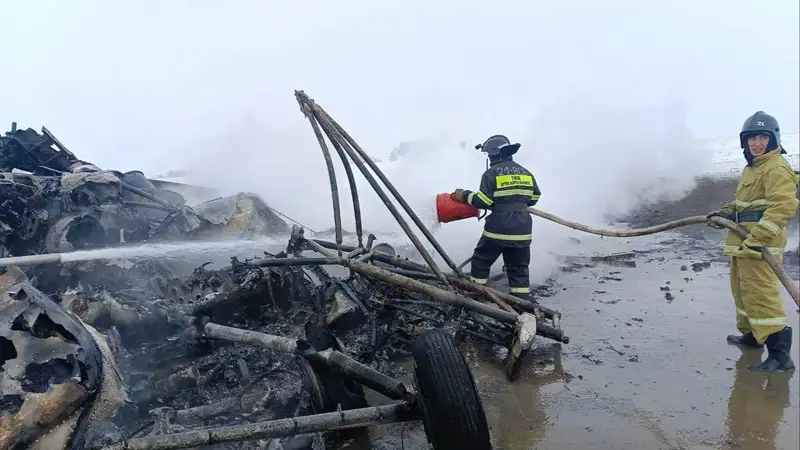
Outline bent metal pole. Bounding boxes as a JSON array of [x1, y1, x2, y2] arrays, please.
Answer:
[[326, 125, 366, 248], [296, 90, 364, 248], [296, 91, 344, 255], [295, 90, 364, 248], [303, 103, 451, 287], [102, 404, 415, 450], [315, 103, 461, 275], [315, 112, 365, 248]]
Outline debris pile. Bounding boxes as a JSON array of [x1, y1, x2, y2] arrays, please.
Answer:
[[0, 123, 289, 257], [0, 93, 568, 450]]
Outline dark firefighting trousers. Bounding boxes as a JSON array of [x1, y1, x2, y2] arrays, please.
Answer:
[[469, 236, 531, 296]]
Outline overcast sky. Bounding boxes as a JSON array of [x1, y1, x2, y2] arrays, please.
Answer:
[[2, 1, 798, 170], [1, 0, 798, 270]]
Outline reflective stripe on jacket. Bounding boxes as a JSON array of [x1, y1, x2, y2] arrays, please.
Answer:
[[717, 148, 799, 257], [463, 159, 541, 246]]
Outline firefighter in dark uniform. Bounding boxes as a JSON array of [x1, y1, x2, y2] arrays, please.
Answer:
[[451, 135, 541, 299]]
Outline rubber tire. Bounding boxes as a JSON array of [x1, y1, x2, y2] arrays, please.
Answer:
[[411, 328, 492, 450]]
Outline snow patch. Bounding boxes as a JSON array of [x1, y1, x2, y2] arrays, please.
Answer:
[[706, 130, 800, 178]]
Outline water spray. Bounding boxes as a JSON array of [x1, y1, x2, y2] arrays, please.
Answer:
[[0, 238, 288, 268]]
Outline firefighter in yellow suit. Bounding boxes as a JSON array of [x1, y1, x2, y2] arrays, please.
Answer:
[[707, 111, 798, 372]]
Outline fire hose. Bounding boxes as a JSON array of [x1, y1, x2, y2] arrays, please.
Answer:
[[0, 211, 794, 309], [526, 207, 800, 308], [1, 89, 794, 323]]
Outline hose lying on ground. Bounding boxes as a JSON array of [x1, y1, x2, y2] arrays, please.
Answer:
[[527, 207, 800, 308], [0, 206, 795, 308]]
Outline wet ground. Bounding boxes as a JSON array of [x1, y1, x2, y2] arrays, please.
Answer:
[[624, 176, 800, 233], [352, 175, 800, 450], [37, 174, 794, 449], [477, 248, 798, 450]]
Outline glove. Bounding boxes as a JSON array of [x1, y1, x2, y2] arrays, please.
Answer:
[[738, 238, 763, 259], [451, 189, 467, 203], [705, 210, 725, 229]]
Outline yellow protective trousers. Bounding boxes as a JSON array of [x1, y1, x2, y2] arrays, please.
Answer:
[[720, 149, 797, 345], [729, 256, 788, 344]]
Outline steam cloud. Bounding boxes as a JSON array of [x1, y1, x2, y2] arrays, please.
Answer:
[[2, 1, 799, 283]]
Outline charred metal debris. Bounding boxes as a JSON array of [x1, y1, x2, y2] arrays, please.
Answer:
[[0, 93, 568, 450]]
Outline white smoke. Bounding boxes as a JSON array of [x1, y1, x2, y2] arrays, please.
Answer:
[[176, 95, 708, 284], [2, 0, 797, 284]]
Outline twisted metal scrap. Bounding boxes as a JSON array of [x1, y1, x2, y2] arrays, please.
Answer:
[[294, 90, 458, 287]]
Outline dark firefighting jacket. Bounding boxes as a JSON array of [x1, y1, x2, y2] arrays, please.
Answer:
[[463, 158, 541, 247]]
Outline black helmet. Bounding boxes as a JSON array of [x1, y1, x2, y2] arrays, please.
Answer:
[[739, 111, 780, 150], [475, 134, 521, 157]]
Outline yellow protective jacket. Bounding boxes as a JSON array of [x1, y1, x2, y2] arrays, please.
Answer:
[[719, 147, 799, 258]]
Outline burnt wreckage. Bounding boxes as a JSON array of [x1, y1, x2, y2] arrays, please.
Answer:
[[0, 93, 569, 450]]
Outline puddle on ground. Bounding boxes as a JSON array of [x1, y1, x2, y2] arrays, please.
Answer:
[[325, 232, 798, 450], [470, 246, 798, 450]]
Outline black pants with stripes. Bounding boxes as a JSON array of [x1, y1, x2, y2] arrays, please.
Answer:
[[469, 236, 531, 296]]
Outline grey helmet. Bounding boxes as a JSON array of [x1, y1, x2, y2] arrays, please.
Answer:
[[475, 134, 521, 157], [739, 111, 781, 150]]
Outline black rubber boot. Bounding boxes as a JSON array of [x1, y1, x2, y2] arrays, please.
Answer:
[[726, 332, 764, 349], [513, 292, 538, 305], [749, 327, 796, 372]]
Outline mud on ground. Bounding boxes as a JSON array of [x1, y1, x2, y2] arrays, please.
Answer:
[[446, 174, 799, 450], [625, 175, 800, 237], [303, 175, 800, 449], [624, 175, 800, 277], [3, 172, 797, 450]]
